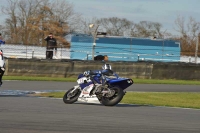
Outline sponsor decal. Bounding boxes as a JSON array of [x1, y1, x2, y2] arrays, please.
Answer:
[[82, 85, 93, 94], [82, 91, 89, 94]]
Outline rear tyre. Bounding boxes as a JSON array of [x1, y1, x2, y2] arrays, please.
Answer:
[[63, 87, 81, 104], [101, 87, 124, 106]]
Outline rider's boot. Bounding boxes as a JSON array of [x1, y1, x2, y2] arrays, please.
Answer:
[[89, 84, 103, 96], [0, 81, 2, 87], [89, 86, 96, 96]]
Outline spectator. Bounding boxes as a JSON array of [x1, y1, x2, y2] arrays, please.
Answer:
[[0, 33, 5, 44], [0, 33, 5, 86], [94, 55, 108, 61], [44, 33, 57, 59], [0, 50, 5, 86]]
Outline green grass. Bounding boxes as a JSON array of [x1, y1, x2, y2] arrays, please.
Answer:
[[133, 79, 200, 85], [121, 92, 200, 109], [3, 76, 200, 85], [3, 76, 76, 82], [36, 92, 200, 109]]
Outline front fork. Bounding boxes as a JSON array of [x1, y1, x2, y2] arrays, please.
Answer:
[[70, 85, 81, 93]]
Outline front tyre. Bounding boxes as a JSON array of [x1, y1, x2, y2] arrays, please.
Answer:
[[101, 87, 125, 106], [63, 87, 81, 104]]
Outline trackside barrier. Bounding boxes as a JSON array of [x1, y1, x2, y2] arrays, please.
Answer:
[[4, 58, 200, 80]]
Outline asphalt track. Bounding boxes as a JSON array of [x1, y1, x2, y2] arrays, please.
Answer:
[[0, 81, 200, 133]]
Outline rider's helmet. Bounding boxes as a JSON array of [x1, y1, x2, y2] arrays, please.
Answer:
[[102, 64, 112, 70], [83, 71, 90, 76]]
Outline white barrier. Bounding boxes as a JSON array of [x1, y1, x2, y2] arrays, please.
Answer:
[[0, 44, 70, 59]]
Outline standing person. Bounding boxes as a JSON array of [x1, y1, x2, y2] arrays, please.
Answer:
[[0, 33, 5, 86], [0, 33, 5, 44], [44, 33, 57, 59], [0, 50, 5, 86]]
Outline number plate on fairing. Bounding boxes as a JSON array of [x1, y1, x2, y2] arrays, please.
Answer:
[[77, 77, 91, 84]]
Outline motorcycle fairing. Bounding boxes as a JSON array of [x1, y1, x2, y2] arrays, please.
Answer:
[[106, 78, 133, 90]]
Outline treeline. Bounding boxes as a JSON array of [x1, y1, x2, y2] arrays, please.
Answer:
[[0, 0, 200, 56], [0, 0, 80, 47]]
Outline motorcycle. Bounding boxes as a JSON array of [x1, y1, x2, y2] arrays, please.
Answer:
[[63, 69, 133, 106]]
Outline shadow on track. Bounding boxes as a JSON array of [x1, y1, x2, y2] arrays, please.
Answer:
[[72, 102, 152, 108]]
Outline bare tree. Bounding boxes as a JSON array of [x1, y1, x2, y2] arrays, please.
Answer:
[[174, 15, 200, 56], [1, 0, 80, 46], [79, 17, 164, 38], [1, 0, 18, 43], [97, 17, 133, 36], [130, 21, 163, 38], [49, 0, 82, 35], [17, 0, 48, 45], [174, 15, 187, 36], [187, 17, 200, 40], [75, 17, 100, 35]]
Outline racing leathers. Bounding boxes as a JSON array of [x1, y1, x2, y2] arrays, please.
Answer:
[[0, 40, 5, 86]]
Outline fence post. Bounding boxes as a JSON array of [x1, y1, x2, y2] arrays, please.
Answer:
[[138, 54, 140, 61], [60, 44, 63, 59], [32, 49, 34, 59], [87, 53, 89, 60], [195, 33, 200, 64], [25, 43, 27, 59]]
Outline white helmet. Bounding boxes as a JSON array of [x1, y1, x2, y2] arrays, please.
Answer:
[[83, 71, 90, 76], [102, 64, 111, 70]]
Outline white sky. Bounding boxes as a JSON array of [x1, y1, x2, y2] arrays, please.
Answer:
[[66, 0, 200, 35], [1, 0, 200, 35]]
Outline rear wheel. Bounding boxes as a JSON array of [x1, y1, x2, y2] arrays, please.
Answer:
[[63, 87, 81, 104], [101, 87, 125, 106]]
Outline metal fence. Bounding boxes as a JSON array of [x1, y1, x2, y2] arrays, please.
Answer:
[[0, 44, 70, 59]]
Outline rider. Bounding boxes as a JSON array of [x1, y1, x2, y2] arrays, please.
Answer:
[[83, 63, 121, 85], [101, 64, 114, 76], [83, 64, 118, 95], [0, 34, 5, 86], [83, 63, 114, 77]]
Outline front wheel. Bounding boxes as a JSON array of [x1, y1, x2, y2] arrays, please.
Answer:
[[63, 87, 81, 104], [101, 86, 125, 106]]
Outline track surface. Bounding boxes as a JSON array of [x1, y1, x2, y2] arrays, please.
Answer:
[[0, 81, 200, 133], [1, 80, 200, 92]]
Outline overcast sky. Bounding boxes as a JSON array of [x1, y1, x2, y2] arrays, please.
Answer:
[[1, 0, 200, 35]]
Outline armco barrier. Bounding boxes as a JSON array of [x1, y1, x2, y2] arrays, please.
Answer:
[[151, 63, 200, 80], [5, 59, 153, 78], [4, 58, 200, 80]]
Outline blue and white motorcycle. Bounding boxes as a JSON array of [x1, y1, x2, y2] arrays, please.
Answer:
[[63, 69, 133, 106]]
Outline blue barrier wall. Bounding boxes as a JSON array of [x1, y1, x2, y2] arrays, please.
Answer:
[[70, 34, 180, 62]]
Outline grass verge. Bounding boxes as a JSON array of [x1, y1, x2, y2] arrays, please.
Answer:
[[3, 76, 76, 82], [122, 92, 200, 109], [3, 76, 200, 85], [36, 92, 200, 109]]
